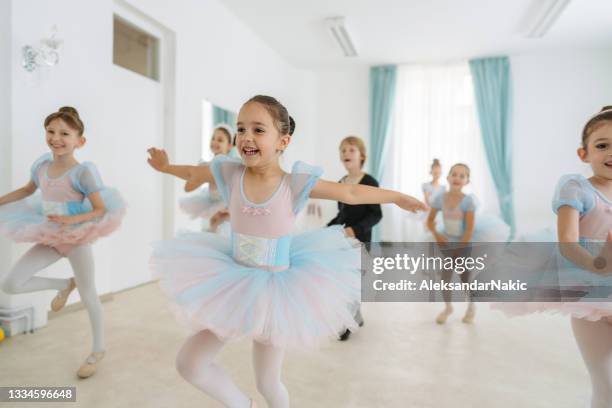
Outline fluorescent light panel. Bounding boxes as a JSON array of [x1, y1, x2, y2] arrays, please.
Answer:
[[525, 0, 571, 38], [325, 17, 358, 57]]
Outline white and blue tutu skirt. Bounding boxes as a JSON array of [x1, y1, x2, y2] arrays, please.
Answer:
[[150, 225, 362, 349], [0, 189, 126, 249], [493, 236, 612, 321]]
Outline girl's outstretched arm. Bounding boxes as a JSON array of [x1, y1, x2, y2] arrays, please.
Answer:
[[147, 148, 214, 192], [558, 206, 612, 274], [310, 179, 427, 212], [0, 180, 37, 206]]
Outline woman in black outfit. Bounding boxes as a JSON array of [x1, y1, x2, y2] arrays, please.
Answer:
[[327, 136, 382, 341]]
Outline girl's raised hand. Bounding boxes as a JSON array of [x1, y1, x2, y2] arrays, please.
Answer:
[[147, 148, 170, 173], [147, 149, 212, 187], [396, 194, 428, 213], [209, 209, 230, 230]]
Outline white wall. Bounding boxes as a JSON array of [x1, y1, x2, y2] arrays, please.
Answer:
[[124, 0, 317, 167], [311, 66, 370, 222], [3, 0, 316, 328], [511, 48, 612, 235]]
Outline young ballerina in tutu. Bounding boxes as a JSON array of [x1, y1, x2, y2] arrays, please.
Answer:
[[422, 158, 445, 206], [0, 107, 126, 378], [412, 158, 446, 241], [505, 107, 612, 407], [179, 124, 233, 228], [147, 95, 427, 407], [427, 163, 478, 324]]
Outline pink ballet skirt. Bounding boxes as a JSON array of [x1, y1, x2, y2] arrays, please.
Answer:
[[498, 301, 612, 322], [151, 155, 362, 349], [0, 153, 126, 254], [495, 175, 612, 321]]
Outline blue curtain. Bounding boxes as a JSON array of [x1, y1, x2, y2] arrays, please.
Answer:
[[369, 65, 397, 181], [213, 106, 237, 128], [369, 65, 398, 241], [469, 56, 515, 239]]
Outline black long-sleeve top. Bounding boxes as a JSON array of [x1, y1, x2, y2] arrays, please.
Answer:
[[327, 173, 383, 243]]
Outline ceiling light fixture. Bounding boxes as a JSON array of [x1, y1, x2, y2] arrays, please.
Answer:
[[325, 17, 358, 57], [524, 0, 571, 38]]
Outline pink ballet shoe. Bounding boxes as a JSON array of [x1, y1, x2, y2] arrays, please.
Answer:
[[77, 351, 105, 379], [51, 278, 76, 312], [250, 398, 257, 408]]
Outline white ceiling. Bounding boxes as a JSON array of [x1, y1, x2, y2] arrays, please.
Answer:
[[219, 0, 612, 69]]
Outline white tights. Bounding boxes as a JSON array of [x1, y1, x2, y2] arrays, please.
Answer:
[[175, 330, 289, 408], [1, 244, 104, 353], [572, 317, 612, 408]]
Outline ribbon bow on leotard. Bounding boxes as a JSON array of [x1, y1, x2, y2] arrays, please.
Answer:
[[241, 206, 272, 216]]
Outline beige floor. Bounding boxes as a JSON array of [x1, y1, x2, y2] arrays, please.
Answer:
[[0, 283, 590, 408]]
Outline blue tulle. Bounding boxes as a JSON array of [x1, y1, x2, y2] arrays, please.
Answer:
[[210, 155, 242, 206], [471, 213, 511, 242], [151, 225, 362, 349], [552, 174, 595, 215], [290, 161, 323, 214], [0, 188, 125, 225], [0, 188, 126, 246]]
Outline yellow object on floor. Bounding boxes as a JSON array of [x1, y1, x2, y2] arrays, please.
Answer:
[[0, 327, 5, 342]]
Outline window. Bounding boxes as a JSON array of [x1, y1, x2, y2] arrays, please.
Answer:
[[380, 63, 498, 241], [113, 15, 159, 81]]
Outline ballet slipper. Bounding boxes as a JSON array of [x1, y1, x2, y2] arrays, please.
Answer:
[[250, 398, 258, 408], [51, 278, 76, 312], [436, 307, 453, 324], [462, 305, 475, 324], [77, 351, 105, 379]]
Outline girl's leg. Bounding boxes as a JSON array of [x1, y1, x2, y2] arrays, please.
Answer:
[[66, 245, 104, 353], [253, 341, 289, 408], [436, 269, 454, 324], [175, 330, 250, 407], [459, 270, 475, 323], [1, 244, 68, 294], [571, 317, 612, 408]]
